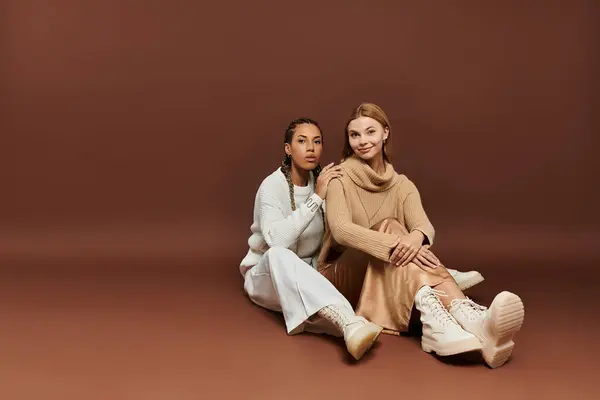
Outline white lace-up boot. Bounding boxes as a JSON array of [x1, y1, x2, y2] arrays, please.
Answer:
[[317, 304, 383, 360], [414, 286, 483, 356], [449, 292, 525, 368], [447, 269, 485, 291]]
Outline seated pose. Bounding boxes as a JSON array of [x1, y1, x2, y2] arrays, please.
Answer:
[[239, 118, 383, 360], [317, 103, 525, 368]]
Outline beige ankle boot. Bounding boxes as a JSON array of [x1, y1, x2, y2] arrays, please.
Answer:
[[414, 286, 483, 356], [449, 292, 525, 368], [447, 269, 485, 291], [317, 305, 383, 360]]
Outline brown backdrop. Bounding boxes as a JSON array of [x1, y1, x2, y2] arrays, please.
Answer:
[[2, 2, 600, 398], [2, 0, 599, 266]]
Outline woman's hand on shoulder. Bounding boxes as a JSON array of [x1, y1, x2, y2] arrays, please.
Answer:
[[315, 162, 343, 200]]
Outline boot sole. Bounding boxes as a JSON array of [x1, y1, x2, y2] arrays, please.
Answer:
[[347, 323, 384, 361], [421, 335, 483, 356], [456, 273, 485, 291], [482, 291, 525, 369]]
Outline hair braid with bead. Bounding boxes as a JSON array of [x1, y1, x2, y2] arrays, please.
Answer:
[[281, 118, 326, 224]]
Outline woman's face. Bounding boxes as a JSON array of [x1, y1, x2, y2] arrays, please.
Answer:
[[285, 123, 323, 171], [347, 116, 389, 161]]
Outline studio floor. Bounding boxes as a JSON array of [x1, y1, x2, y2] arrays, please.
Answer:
[[1, 252, 598, 400]]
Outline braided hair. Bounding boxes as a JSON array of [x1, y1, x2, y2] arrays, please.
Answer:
[[280, 118, 326, 224]]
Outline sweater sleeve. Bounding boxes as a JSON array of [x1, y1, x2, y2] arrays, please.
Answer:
[[258, 181, 324, 249], [402, 179, 435, 246], [326, 179, 399, 261]]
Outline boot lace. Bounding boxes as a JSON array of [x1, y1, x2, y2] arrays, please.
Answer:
[[450, 298, 487, 321], [320, 304, 361, 328], [423, 289, 458, 327]]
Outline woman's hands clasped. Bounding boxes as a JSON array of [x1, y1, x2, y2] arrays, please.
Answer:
[[412, 245, 442, 271], [390, 232, 441, 271]]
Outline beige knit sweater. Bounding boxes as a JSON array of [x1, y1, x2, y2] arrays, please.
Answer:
[[317, 155, 435, 266]]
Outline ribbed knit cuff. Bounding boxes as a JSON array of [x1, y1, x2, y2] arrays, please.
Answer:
[[304, 193, 323, 213], [412, 226, 434, 246]]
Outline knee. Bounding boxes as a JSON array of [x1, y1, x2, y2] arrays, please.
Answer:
[[372, 218, 408, 235], [264, 246, 296, 263], [404, 261, 452, 280], [263, 246, 307, 275]]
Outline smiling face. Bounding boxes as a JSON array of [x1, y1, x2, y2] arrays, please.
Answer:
[[347, 116, 389, 162], [284, 123, 323, 172], [341, 103, 393, 164]]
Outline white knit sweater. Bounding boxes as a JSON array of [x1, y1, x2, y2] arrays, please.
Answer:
[[239, 167, 325, 276]]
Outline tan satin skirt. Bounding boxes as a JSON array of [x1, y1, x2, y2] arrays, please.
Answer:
[[318, 218, 454, 333]]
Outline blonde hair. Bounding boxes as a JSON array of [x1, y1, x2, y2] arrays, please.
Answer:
[[342, 102, 392, 163]]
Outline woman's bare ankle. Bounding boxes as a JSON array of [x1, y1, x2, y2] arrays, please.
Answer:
[[431, 282, 466, 307]]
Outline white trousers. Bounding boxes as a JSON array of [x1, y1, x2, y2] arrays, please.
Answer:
[[243, 246, 353, 336]]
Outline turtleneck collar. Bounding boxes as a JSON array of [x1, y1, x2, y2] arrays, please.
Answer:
[[341, 154, 398, 192]]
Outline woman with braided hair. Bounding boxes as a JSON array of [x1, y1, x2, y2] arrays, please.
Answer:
[[239, 118, 384, 361]]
